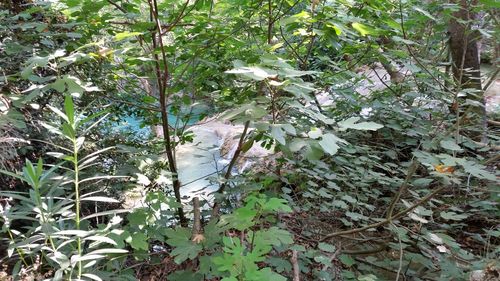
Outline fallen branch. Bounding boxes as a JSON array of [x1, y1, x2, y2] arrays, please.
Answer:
[[320, 185, 446, 241], [342, 244, 388, 255], [471, 141, 500, 151], [487, 119, 500, 127], [483, 154, 500, 166]]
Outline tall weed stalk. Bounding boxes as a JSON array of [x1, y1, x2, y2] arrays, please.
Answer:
[[0, 96, 128, 280]]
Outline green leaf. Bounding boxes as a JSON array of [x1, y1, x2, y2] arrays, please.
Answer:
[[163, 226, 190, 240], [252, 227, 294, 247], [80, 196, 119, 203], [412, 7, 436, 20], [440, 211, 468, 221], [289, 139, 307, 152], [333, 200, 348, 209], [318, 242, 336, 253], [83, 235, 117, 246], [61, 123, 76, 140], [51, 78, 66, 92], [459, 160, 496, 181], [314, 255, 331, 265], [479, 0, 500, 8], [339, 254, 355, 267], [341, 195, 357, 204], [252, 268, 286, 281], [413, 178, 434, 187], [64, 94, 75, 125], [47, 105, 69, 123], [391, 36, 416, 45], [266, 257, 292, 273], [338, 117, 383, 131], [282, 11, 311, 25], [54, 230, 90, 237], [351, 22, 378, 36], [226, 65, 277, 81], [82, 274, 103, 281], [358, 274, 379, 281], [129, 232, 149, 251], [86, 248, 128, 255], [308, 128, 322, 139], [127, 209, 148, 227], [271, 125, 286, 145], [241, 137, 255, 153], [440, 140, 463, 151], [219, 206, 257, 231], [319, 133, 343, 155], [114, 31, 142, 41], [305, 142, 324, 160], [262, 198, 292, 212]]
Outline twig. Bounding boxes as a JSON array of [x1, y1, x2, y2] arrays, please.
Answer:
[[471, 141, 500, 151], [106, 0, 127, 13], [371, 66, 399, 96], [342, 245, 388, 255], [483, 68, 499, 91], [279, 26, 306, 66], [482, 154, 500, 165], [392, 223, 404, 281], [321, 245, 341, 272], [386, 160, 418, 219], [163, 0, 192, 34], [397, 0, 452, 94]]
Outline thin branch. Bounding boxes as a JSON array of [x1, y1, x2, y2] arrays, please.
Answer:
[[106, 0, 127, 13], [393, 223, 404, 281], [149, 0, 188, 226], [483, 68, 499, 91], [397, 0, 453, 94], [211, 120, 251, 218], [279, 26, 306, 66], [165, 0, 192, 33], [386, 160, 418, 219]]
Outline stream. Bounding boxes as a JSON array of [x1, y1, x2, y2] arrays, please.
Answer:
[[119, 65, 498, 207]]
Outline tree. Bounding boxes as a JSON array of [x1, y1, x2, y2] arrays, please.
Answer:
[[448, 0, 487, 140]]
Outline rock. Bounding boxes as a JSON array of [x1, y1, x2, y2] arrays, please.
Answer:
[[218, 126, 274, 173], [485, 79, 499, 114]]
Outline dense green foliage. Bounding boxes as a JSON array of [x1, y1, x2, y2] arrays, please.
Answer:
[[0, 0, 499, 280]]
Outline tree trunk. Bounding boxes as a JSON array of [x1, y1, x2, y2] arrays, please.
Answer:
[[448, 0, 487, 140], [448, 0, 482, 89]]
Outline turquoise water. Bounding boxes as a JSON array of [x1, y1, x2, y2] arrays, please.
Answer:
[[113, 104, 210, 138]]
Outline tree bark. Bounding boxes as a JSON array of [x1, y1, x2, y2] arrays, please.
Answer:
[[148, 0, 187, 226], [448, 0, 482, 89], [448, 0, 487, 140]]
